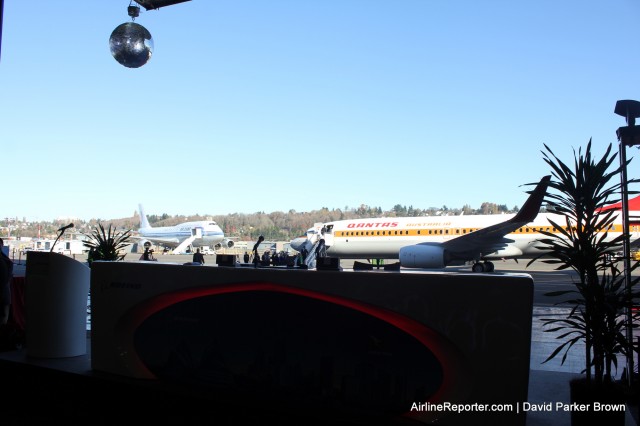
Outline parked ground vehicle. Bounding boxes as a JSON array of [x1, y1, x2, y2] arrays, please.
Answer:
[[198, 246, 213, 255], [21, 239, 86, 256]]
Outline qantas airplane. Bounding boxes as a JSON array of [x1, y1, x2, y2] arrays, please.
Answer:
[[135, 204, 234, 253], [291, 176, 640, 272]]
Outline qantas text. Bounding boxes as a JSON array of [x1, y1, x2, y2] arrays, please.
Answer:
[[347, 222, 399, 228]]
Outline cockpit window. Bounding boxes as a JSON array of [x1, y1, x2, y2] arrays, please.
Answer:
[[209, 222, 217, 226]]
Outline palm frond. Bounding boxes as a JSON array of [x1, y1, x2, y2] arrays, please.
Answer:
[[83, 223, 132, 265]]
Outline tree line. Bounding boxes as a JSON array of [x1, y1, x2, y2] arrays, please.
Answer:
[[2, 202, 519, 242]]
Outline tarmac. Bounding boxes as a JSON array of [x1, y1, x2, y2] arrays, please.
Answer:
[[6, 255, 640, 425]]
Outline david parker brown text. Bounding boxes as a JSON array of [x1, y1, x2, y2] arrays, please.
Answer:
[[410, 401, 626, 414]]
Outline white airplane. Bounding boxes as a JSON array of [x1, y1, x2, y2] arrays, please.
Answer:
[[291, 176, 640, 272], [135, 204, 234, 254]]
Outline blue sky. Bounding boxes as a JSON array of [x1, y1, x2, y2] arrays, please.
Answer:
[[2, 0, 640, 221]]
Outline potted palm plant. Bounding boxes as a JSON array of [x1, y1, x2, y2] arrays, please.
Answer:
[[528, 140, 640, 425], [83, 223, 132, 267]]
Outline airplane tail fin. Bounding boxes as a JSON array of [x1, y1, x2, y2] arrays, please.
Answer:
[[597, 194, 640, 225], [138, 204, 151, 229], [597, 194, 640, 213], [510, 175, 551, 224]]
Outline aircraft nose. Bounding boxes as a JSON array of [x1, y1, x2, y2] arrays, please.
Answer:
[[290, 238, 305, 251]]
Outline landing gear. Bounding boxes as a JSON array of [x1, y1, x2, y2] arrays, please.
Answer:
[[471, 261, 495, 273]]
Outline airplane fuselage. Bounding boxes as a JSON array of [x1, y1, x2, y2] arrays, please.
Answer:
[[315, 211, 640, 260], [291, 177, 640, 271], [138, 221, 224, 248]]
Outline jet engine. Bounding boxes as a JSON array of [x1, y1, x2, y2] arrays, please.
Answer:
[[398, 244, 447, 269], [214, 239, 235, 250]]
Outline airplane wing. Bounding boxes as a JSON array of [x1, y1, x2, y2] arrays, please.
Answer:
[[399, 175, 551, 270], [441, 175, 550, 258]]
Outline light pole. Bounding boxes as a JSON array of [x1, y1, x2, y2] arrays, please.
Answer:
[[0, 0, 4, 62], [614, 99, 640, 388]]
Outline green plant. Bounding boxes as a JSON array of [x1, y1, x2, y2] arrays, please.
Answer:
[[83, 223, 132, 266], [528, 140, 640, 387]]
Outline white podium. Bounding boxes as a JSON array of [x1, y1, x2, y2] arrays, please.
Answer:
[[25, 251, 90, 358]]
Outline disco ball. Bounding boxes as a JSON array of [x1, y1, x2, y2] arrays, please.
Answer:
[[109, 22, 154, 68]]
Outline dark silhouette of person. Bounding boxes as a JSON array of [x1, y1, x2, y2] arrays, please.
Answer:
[[0, 238, 13, 325], [141, 247, 155, 261], [262, 250, 271, 266], [315, 238, 326, 258], [193, 248, 205, 265], [243, 251, 250, 263]]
